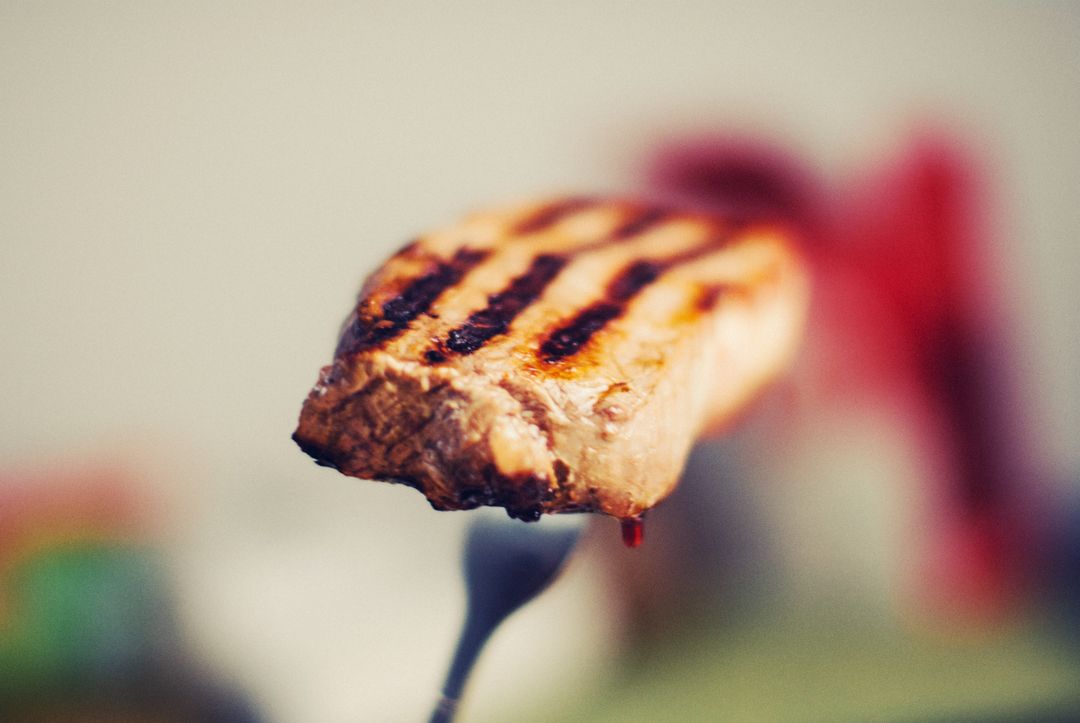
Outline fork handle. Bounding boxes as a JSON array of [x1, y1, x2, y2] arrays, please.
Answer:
[[429, 612, 492, 723]]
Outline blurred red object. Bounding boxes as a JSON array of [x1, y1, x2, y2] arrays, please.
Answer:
[[647, 131, 1040, 620], [0, 466, 148, 610], [837, 137, 1036, 617]]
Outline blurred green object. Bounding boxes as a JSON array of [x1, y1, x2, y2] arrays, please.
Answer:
[[0, 543, 166, 700], [510, 609, 1080, 723], [0, 541, 262, 722]]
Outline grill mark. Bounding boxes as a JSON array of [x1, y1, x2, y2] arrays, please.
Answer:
[[607, 258, 665, 301], [336, 246, 489, 357], [608, 207, 671, 241], [392, 238, 421, 258], [681, 284, 729, 326], [512, 200, 668, 246], [442, 254, 568, 355], [423, 206, 681, 361], [512, 197, 595, 235], [539, 233, 736, 362], [695, 284, 725, 312], [539, 303, 624, 361]]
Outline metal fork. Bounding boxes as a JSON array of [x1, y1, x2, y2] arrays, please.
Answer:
[[428, 508, 588, 723]]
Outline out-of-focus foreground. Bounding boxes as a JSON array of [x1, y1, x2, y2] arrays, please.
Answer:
[[2, 3, 1078, 722]]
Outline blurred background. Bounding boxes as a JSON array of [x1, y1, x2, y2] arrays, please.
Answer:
[[2, 2, 1078, 721]]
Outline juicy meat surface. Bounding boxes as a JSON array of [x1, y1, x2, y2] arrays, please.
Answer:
[[293, 197, 809, 520]]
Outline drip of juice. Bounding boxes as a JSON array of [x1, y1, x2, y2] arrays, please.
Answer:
[[620, 516, 644, 548]]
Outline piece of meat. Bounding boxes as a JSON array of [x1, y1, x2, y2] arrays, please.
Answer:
[[293, 197, 809, 521]]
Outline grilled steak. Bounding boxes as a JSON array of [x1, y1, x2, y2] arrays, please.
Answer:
[[293, 197, 809, 521]]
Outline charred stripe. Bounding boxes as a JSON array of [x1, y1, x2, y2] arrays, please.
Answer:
[[443, 254, 568, 356], [539, 233, 735, 362], [426, 210, 678, 361], [336, 246, 489, 357], [512, 197, 595, 235], [607, 207, 671, 241], [695, 284, 725, 312]]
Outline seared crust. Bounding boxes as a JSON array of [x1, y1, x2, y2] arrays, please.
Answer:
[[294, 197, 809, 520]]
